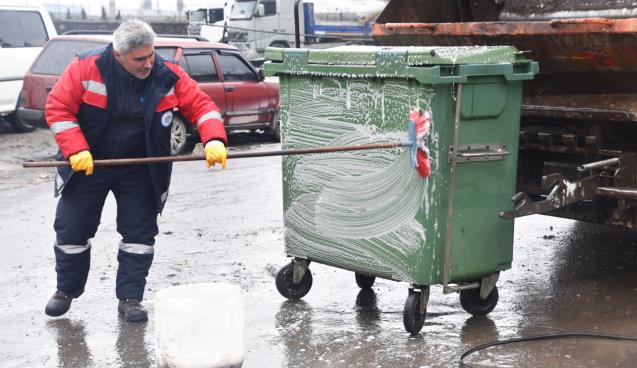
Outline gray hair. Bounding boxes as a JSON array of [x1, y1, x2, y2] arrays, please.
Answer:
[[113, 19, 156, 55]]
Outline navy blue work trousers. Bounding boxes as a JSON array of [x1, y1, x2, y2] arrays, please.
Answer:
[[53, 165, 158, 301]]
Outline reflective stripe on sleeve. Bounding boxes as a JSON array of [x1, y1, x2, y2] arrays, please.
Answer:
[[119, 241, 154, 255], [81, 80, 107, 96], [50, 121, 80, 135], [197, 111, 223, 128], [55, 241, 91, 254]]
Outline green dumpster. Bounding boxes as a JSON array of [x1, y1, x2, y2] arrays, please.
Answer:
[[265, 46, 538, 334]]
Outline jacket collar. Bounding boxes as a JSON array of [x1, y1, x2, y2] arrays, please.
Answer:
[[95, 44, 179, 122], [96, 44, 178, 91]]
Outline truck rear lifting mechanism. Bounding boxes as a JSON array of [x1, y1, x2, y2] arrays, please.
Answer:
[[374, 0, 637, 229]]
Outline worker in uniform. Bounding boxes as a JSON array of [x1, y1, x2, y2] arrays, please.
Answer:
[[44, 19, 228, 322]]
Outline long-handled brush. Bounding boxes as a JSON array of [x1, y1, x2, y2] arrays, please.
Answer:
[[23, 109, 432, 177]]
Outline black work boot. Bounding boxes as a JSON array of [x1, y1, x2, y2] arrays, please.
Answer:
[[45, 288, 84, 317], [118, 299, 148, 323]]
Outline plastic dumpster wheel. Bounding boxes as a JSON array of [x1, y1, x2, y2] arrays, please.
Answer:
[[403, 290, 426, 335], [355, 273, 375, 290], [459, 286, 499, 316], [275, 262, 313, 300]]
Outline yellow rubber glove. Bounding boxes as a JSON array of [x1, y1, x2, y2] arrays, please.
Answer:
[[204, 140, 227, 169], [69, 150, 94, 176]]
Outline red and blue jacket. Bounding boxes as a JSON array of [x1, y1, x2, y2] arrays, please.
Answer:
[[46, 44, 227, 211]]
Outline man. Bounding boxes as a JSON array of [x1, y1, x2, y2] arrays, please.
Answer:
[[44, 20, 228, 322]]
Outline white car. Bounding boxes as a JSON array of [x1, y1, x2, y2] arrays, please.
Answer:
[[0, 2, 56, 132]]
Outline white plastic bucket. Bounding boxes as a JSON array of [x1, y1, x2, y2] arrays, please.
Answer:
[[155, 282, 245, 368]]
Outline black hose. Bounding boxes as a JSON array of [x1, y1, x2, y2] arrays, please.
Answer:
[[459, 332, 637, 368]]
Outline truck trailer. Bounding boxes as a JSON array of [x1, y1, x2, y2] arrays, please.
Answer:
[[373, 0, 637, 229]]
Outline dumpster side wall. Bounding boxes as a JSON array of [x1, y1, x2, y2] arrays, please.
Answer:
[[281, 74, 443, 284]]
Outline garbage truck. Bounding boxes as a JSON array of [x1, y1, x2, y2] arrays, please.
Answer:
[[218, 0, 387, 59], [373, 0, 637, 230]]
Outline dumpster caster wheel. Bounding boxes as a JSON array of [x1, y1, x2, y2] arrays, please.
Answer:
[[459, 286, 499, 316], [275, 262, 313, 300], [403, 290, 426, 335], [355, 273, 375, 290]]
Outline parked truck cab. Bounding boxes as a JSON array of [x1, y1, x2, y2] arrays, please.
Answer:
[[226, 0, 295, 59]]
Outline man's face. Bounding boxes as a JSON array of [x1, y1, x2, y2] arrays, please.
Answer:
[[115, 44, 155, 79]]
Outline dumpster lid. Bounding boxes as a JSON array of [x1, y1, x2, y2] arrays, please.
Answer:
[[266, 45, 520, 66], [265, 45, 538, 84]]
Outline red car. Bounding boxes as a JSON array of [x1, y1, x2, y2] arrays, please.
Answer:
[[16, 34, 280, 154]]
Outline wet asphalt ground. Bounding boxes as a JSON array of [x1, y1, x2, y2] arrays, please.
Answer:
[[2, 127, 637, 367]]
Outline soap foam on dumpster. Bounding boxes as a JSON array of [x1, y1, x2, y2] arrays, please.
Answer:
[[283, 76, 439, 282], [313, 149, 426, 238]]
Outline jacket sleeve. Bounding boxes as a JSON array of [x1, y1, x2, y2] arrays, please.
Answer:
[[45, 57, 90, 158], [172, 66, 227, 146]]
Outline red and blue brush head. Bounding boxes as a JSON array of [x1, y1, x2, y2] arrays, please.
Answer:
[[407, 108, 432, 178]]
